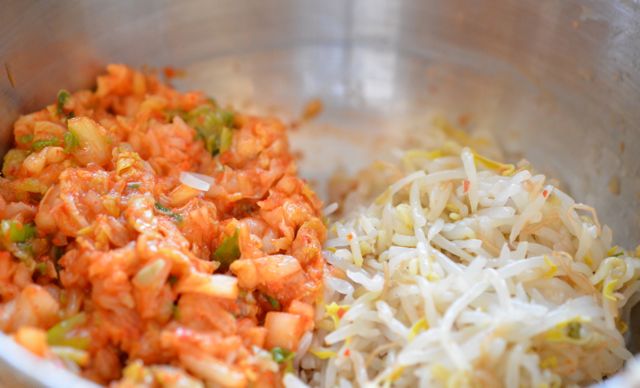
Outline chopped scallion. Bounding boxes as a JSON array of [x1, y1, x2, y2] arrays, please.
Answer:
[[35, 262, 47, 276], [154, 202, 183, 223], [63, 131, 79, 152], [18, 134, 33, 145], [271, 347, 295, 364], [32, 137, 60, 151], [56, 89, 71, 117], [213, 229, 240, 269], [266, 294, 280, 310], [1, 220, 36, 242]]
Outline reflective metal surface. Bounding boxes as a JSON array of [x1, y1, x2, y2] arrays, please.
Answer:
[[2, 0, 640, 386]]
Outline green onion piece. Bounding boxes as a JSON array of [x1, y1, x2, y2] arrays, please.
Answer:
[[52, 245, 64, 279], [2, 222, 36, 263], [218, 110, 234, 128], [266, 294, 280, 310], [2, 149, 29, 178], [219, 127, 233, 153], [32, 137, 60, 151], [17, 134, 33, 145], [57, 89, 71, 117], [1, 220, 36, 243], [206, 134, 219, 156], [18, 223, 36, 242], [154, 202, 183, 223], [154, 202, 171, 213], [35, 262, 47, 275], [126, 182, 141, 190], [46, 313, 90, 350], [214, 229, 240, 269], [194, 127, 206, 141], [63, 131, 80, 152], [185, 105, 235, 156], [271, 347, 295, 364], [185, 105, 212, 125]]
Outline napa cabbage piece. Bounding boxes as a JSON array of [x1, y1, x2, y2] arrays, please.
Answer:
[[183, 103, 235, 156], [67, 117, 111, 166], [46, 313, 90, 350]]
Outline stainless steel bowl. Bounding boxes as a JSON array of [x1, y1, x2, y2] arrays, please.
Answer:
[[2, 0, 640, 386]]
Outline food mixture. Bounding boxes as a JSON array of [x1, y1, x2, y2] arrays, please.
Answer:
[[0, 65, 326, 387], [1, 65, 639, 388], [301, 131, 640, 387]]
